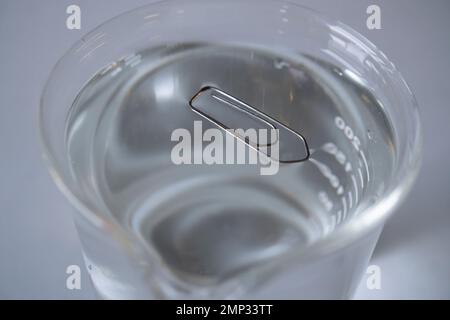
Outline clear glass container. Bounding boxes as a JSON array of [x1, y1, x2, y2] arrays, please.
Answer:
[[39, 0, 422, 299]]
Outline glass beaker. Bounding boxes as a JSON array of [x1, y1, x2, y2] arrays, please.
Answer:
[[39, 0, 422, 299]]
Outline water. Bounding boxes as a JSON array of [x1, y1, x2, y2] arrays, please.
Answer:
[[66, 44, 395, 291]]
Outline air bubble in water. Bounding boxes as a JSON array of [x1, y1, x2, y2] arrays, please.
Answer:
[[274, 58, 290, 69], [367, 129, 374, 140]]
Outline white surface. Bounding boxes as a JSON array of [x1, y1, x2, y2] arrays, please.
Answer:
[[0, 0, 449, 299]]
